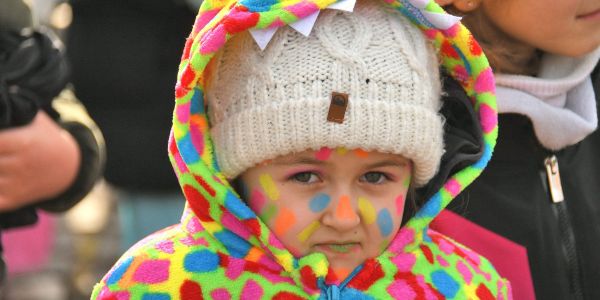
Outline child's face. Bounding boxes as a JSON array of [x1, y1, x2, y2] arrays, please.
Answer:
[[239, 148, 411, 279], [482, 0, 600, 56]]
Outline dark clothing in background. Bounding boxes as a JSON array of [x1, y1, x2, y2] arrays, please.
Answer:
[[67, 0, 196, 191], [446, 63, 600, 300], [0, 0, 105, 281]]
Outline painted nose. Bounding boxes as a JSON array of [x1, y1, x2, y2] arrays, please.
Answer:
[[321, 194, 360, 231]]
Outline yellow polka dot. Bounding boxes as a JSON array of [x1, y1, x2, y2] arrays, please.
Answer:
[[259, 174, 279, 201], [358, 197, 376, 224]]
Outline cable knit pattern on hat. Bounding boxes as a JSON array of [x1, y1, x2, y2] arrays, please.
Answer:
[[208, 0, 443, 185]]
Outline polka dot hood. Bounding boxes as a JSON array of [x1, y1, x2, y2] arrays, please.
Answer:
[[91, 0, 511, 299]]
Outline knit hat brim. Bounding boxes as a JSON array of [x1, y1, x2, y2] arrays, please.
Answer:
[[212, 96, 443, 185]]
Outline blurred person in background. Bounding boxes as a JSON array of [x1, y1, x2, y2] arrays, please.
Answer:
[[0, 0, 105, 288], [430, 0, 600, 299], [66, 0, 196, 250]]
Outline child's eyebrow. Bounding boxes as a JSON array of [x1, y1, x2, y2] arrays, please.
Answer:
[[273, 156, 326, 166], [366, 160, 410, 169]]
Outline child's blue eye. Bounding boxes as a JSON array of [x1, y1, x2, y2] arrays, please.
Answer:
[[360, 172, 388, 184], [292, 172, 320, 184]]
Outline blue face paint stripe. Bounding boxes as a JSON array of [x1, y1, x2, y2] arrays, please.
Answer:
[[309, 193, 331, 213], [377, 209, 394, 237]]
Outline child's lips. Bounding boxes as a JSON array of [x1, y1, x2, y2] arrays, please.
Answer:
[[314, 242, 361, 255], [578, 7, 600, 21]]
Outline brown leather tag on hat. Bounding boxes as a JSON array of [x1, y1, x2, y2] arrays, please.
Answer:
[[327, 92, 348, 124]]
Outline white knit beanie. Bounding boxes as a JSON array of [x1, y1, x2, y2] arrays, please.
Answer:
[[207, 0, 443, 186]]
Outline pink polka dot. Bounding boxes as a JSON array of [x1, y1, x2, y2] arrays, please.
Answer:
[[474, 68, 495, 94], [222, 211, 252, 239], [388, 228, 415, 252], [437, 238, 455, 255], [200, 24, 227, 55], [457, 260, 473, 284], [226, 257, 246, 280], [190, 123, 205, 155], [315, 147, 333, 161], [443, 23, 460, 37], [268, 17, 285, 29], [211, 288, 231, 300], [186, 217, 203, 234], [133, 260, 170, 284], [444, 179, 462, 197], [176, 102, 190, 123], [240, 280, 263, 300], [479, 103, 498, 134], [423, 29, 438, 39], [284, 1, 318, 18], [155, 240, 174, 254], [436, 255, 449, 267], [387, 280, 417, 299], [195, 9, 220, 31], [391, 253, 416, 272]]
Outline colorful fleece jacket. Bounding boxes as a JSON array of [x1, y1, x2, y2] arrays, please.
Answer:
[[92, 0, 510, 299]]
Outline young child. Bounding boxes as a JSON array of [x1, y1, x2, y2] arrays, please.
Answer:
[[434, 0, 600, 299], [92, 0, 511, 298]]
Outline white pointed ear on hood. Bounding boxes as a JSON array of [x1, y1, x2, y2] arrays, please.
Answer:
[[248, 0, 460, 50]]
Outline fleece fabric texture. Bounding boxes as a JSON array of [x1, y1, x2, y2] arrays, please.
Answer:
[[91, 0, 510, 299]]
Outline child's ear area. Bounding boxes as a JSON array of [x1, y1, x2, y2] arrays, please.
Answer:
[[435, 0, 481, 14]]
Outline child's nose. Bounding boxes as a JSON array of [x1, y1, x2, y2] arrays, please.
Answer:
[[321, 194, 360, 231]]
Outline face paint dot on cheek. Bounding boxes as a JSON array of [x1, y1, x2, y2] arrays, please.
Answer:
[[315, 147, 333, 161], [403, 175, 411, 189], [273, 207, 297, 237], [395, 195, 405, 217], [298, 220, 321, 242], [310, 193, 331, 213], [259, 203, 278, 224], [259, 174, 279, 201], [358, 197, 376, 225], [249, 189, 266, 213], [377, 209, 394, 237]]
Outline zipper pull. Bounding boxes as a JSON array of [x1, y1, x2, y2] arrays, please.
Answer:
[[544, 155, 564, 203]]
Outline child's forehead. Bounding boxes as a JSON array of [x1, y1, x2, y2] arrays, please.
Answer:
[[266, 147, 410, 166]]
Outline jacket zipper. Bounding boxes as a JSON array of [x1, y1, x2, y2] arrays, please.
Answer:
[[543, 155, 584, 300]]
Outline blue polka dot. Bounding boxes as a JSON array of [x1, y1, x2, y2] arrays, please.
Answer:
[[184, 250, 220, 273], [225, 191, 255, 219], [190, 89, 204, 114], [431, 270, 459, 298], [214, 230, 251, 258], [239, 0, 278, 12], [142, 294, 171, 300], [415, 193, 441, 218], [473, 145, 492, 170], [107, 256, 133, 285], [310, 193, 331, 213], [178, 133, 199, 164], [377, 209, 394, 237]]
